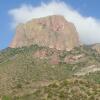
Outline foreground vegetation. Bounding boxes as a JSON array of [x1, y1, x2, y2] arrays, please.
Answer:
[[15, 78, 100, 100]]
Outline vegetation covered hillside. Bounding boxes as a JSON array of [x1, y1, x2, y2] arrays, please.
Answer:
[[0, 44, 100, 99]]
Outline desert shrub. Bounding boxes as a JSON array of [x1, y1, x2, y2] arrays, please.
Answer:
[[16, 83, 22, 89]]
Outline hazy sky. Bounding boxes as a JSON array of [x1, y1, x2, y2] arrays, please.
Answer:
[[0, 0, 100, 50]]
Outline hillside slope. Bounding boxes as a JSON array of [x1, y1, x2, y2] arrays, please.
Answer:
[[0, 45, 100, 99]]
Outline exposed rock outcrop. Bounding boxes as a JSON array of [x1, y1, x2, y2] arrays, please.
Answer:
[[92, 43, 100, 53], [10, 15, 80, 51]]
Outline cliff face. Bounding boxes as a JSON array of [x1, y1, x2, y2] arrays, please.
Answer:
[[10, 15, 80, 50]]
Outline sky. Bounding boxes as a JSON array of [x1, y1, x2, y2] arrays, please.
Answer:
[[0, 0, 100, 50]]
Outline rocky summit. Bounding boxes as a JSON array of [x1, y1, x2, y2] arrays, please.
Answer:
[[10, 15, 80, 51]]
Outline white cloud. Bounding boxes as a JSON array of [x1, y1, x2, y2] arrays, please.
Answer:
[[9, 1, 100, 44]]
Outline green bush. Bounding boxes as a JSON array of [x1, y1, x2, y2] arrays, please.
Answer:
[[2, 96, 12, 100]]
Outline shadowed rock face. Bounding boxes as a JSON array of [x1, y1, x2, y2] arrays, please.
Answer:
[[10, 15, 80, 51]]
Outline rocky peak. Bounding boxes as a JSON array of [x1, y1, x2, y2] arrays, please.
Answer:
[[10, 15, 80, 50]]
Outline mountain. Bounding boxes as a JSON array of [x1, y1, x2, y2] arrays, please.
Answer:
[[10, 15, 80, 51], [0, 15, 100, 100]]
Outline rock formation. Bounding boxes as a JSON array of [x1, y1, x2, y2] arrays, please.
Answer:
[[10, 15, 80, 51], [92, 43, 100, 53]]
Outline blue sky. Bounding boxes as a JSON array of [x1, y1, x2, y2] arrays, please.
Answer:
[[0, 0, 100, 50]]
